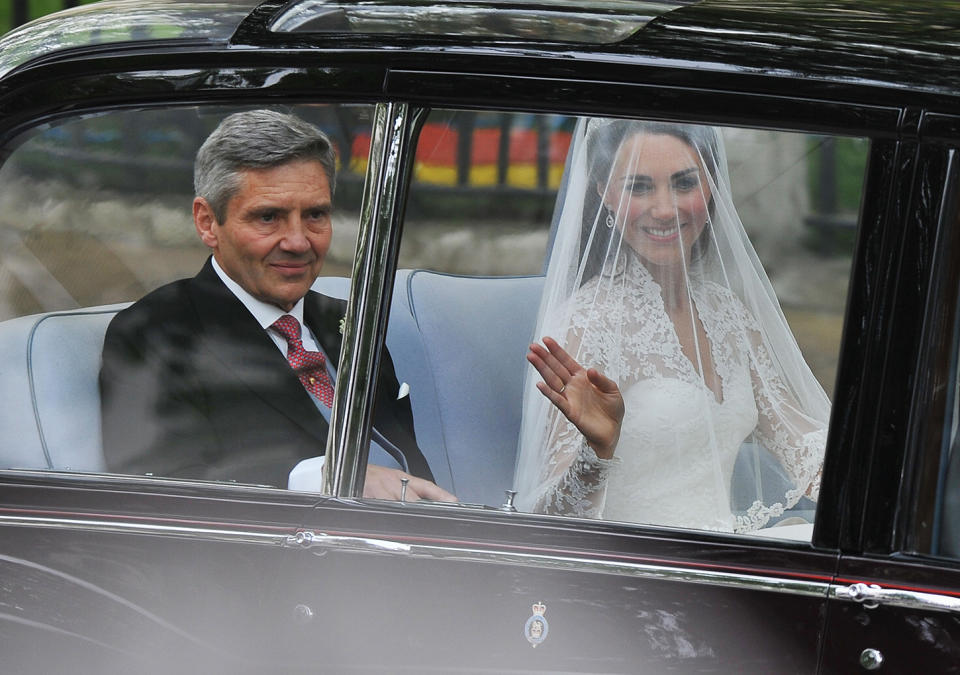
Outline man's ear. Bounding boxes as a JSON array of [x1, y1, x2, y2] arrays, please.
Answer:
[[193, 197, 218, 249]]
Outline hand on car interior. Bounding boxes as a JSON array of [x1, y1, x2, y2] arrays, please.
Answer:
[[527, 336, 625, 460], [364, 465, 458, 502]]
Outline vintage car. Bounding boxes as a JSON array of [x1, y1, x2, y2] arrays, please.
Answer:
[[1, 0, 959, 672]]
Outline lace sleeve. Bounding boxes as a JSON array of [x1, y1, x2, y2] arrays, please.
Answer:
[[701, 286, 827, 531], [527, 298, 622, 518], [749, 338, 825, 496], [532, 418, 619, 517]]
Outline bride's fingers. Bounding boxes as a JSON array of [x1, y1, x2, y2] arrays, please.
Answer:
[[542, 336, 583, 376], [530, 341, 572, 388], [527, 347, 567, 393], [586, 368, 620, 394], [536, 381, 572, 416]]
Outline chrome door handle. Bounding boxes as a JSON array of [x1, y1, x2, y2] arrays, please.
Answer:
[[836, 582, 882, 609], [833, 581, 960, 614]]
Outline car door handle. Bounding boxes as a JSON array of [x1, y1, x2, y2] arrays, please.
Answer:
[[833, 582, 960, 614], [283, 529, 411, 554]]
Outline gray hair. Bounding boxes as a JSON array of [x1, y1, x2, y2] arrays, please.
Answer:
[[194, 109, 337, 223]]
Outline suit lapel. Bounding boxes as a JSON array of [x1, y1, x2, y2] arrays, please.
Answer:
[[303, 290, 433, 481], [182, 262, 432, 481], [186, 259, 330, 444], [303, 291, 345, 365]]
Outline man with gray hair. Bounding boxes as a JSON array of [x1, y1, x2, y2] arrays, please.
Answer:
[[100, 109, 453, 501]]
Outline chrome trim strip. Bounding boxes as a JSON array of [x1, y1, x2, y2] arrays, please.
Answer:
[[281, 527, 829, 598], [0, 468, 279, 491], [1, 514, 831, 597], [0, 515, 291, 546], [11, 513, 960, 611], [406, 543, 829, 598], [831, 582, 960, 614], [326, 101, 416, 498]]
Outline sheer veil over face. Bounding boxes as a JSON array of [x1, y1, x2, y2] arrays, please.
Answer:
[[516, 118, 830, 533]]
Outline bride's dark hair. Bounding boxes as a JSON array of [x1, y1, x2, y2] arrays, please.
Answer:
[[579, 119, 720, 284]]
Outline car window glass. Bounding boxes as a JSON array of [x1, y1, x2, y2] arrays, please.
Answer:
[[0, 103, 373, 489], [385, 109, 864, 541]]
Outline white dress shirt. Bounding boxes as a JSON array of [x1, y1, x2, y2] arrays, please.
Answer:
[[211, 256, 323, 355], [210, 257, 403, 488]]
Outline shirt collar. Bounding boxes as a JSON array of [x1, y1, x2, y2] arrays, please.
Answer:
[[211, 256, 306, 329]]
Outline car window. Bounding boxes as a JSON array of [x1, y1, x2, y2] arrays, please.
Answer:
[[0, 103, 373, 488], [383, 108, 866, 541]]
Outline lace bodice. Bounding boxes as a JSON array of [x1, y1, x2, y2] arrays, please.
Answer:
[[532, 255, 826, 532]]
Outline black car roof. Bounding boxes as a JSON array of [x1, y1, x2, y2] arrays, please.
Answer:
[[2, 0, 960, 105], [636, 1, 960, 97]]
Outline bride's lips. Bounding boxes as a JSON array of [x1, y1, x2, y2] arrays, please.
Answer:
[[639, 222, 684, 243]]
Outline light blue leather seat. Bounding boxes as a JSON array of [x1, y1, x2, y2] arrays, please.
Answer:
[[0, 270, 543, 506], [314, 270, 544, 505], [0, 304, 127, 472]]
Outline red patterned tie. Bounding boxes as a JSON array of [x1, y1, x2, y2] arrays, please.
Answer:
[[271, 314, 335, 407]]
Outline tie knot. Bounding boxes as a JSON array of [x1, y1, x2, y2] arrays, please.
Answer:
[[271, 314, 302, 343]]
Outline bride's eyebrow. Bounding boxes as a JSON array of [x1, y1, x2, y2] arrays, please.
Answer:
[[618, 173, 653, 184], [670, 167, 700, 181]]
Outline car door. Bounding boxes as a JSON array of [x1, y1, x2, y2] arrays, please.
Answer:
[[0, 95, 396, 672], [268, 100, 886, 673]]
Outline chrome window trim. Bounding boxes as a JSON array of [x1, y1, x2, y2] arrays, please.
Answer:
[[325, 102, 423, 498]]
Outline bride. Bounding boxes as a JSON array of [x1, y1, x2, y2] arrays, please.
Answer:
[[515, 118, 829, 533]]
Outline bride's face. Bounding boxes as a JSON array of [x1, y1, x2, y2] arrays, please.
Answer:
[[601, 132, 711, 270]]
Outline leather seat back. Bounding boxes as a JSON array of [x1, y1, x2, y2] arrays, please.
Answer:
[[313, 271, 544, 506], [0, 305, 127, 471]]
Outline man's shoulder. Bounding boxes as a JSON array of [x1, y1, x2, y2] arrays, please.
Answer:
[[304, 288, 346, 313], [117, 276, 195, 318], [106, 277, 197, 342]]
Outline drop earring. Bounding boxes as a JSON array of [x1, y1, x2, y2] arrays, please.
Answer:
[[605, 212, 615, 229]]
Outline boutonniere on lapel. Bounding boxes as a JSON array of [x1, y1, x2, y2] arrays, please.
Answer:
[[338, 316, 346, 335]]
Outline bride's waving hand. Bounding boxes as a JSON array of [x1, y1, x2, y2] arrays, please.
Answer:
[[526, 336, 624, 459]]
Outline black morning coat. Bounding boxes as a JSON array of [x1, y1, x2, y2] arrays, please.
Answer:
[[99, 258, 433, 487]]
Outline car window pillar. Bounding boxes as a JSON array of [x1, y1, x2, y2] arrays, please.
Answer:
[[324, 101, 425, 497], [900, 135, 960, 556]]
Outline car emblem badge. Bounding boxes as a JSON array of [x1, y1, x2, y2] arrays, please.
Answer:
[[524, 601, 549, 648]]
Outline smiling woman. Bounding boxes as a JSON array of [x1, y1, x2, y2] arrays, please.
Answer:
[[517, 118, 831, 534], [601, 132, 712, 279]]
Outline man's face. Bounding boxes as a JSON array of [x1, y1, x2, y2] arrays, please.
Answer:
[[194, 159, 333, 312]]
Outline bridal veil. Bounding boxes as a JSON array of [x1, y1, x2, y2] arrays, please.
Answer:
[[515, 117, 831, 533]]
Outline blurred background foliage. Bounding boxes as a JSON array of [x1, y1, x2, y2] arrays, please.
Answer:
[[0, 0, 98, 34]]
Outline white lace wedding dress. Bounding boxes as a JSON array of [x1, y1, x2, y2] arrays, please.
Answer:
[[531, 255, 825, 532]]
